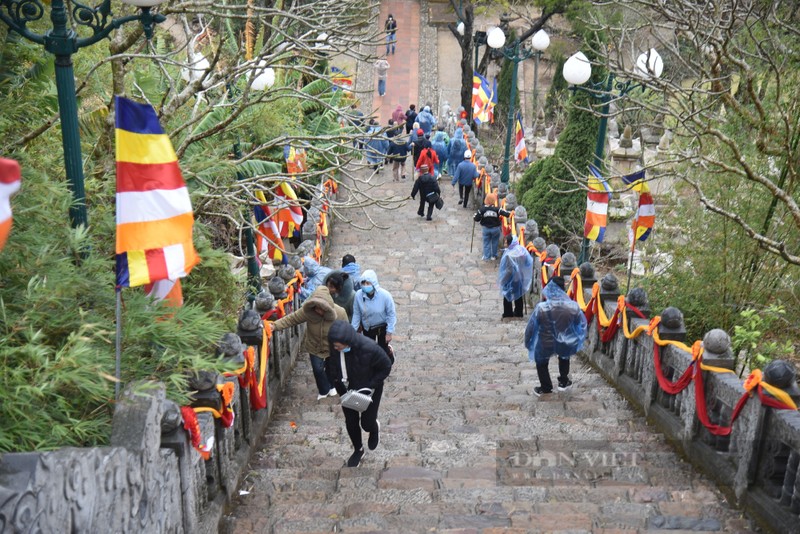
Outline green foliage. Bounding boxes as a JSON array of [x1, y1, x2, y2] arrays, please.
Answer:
[[516, 89, 599, 243], [731, 306, 794, 376], [0, 165, 230, 452], [543, 54, 566, 123]]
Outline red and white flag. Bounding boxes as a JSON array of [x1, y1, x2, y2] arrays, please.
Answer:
[[0, 158, 21, 252]]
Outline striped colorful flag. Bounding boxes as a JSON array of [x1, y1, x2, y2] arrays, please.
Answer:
[[584, 165, 613, 243], [254, 190, 284, 261], [0, 158, 21, 252], [472, 72, 497, 125], [514, 112, 528, 163], [284, 145, 307, 175], [144, 279, 184, 307], [273, 181, 304, 238], [115, 96, 199, 290], [621, 168, 649, 193], [631, 191, 655, 242]]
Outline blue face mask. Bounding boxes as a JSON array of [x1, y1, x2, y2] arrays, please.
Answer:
[[362, 284, 375, 295], [341, 346, 351, 353]]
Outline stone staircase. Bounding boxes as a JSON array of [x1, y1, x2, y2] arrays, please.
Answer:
[[221, 174, 752, 533]]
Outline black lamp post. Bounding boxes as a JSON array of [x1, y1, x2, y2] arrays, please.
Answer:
[[0, 0, 166, 229], [562, 49, 664, 264], [485, 26, 536, 185]]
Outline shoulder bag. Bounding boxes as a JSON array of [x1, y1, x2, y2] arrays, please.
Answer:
[[339, 351, 374, 412]]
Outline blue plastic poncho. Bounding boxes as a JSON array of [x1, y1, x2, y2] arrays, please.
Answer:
[[498, 237, 533, 301], [299, 256, 332, 303], [524, 280, 587, 364], [365, 126, 388, 165]]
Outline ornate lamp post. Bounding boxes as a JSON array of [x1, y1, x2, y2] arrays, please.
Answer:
[[0, 0, 167, 229], [563, 48, 664, 263], [486, 26, 537, 184], [530, 29, 549, 116]]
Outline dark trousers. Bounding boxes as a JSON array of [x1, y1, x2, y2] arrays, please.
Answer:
[[503, 297, 523, 317], [342, 383, 383, 450], [310, 353, 332, 395], [363, 324, 391, 359], [536, 357, 570, 393], [417, 197, 435, 219], [458, 184, 472, 207]]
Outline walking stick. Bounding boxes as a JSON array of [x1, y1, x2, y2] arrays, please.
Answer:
[[470, 220, 476, 253]]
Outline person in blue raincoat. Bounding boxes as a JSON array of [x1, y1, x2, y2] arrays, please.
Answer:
[[364, 119, 388, 171], [341, 253, 362, 291], [498, 234, 533, 318], [299, 256, 332, 303], [416, 106, 437, 135], [448, 126, 467, 176], [431, 126, 450, 176], [524, 276, 587, 396]]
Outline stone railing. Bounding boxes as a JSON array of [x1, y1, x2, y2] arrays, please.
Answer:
[[583, 289, 800, 533], [0, 314, 304, 534]]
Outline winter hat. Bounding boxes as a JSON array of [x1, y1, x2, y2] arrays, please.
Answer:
[[484, 192, 497, 205], [420, 164, 429, 172], [464, 150, 472, 159], [417, 128, 424, 135]]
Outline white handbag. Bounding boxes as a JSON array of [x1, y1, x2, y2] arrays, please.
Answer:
[[339, 351, 373, 412]]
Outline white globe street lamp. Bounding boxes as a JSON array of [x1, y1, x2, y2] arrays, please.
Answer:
[[251, 61, 276, 91], [181, 54, 210, 83], [635, 48, 664, 79], [486, 26, 506, 50], [531, 29, 550, 51], [563, 51, 592, 85], [530, 29, 550, 118]]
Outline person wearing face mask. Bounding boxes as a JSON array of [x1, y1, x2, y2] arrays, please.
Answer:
[[351, 269, 396, 360], [270, 286, 348, 400], [325, 320, 393, 467]]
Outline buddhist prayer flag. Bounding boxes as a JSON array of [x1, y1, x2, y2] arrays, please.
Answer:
[[144, 279, 184, 307], [632, 191, 655, 242], [284, 144, 307, 175], [254, 190, 284, 261], [621, 168, 649, 193], [584, 165, 612, 243], [514, 112, 528, 163], [115, 96, 199, 289], [472, 72, 497, 125], [273, 181, 304, 238], [0, 158, 21, 252]]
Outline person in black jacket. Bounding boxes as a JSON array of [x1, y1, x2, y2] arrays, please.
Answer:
[[326, 320, 393, 467], [405, 104, 417, 134], [410, 164, 441, 221], [474, 192, 510, 260]]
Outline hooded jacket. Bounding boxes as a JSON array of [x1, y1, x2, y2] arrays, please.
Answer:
[[524, 281, 587, 364], [351, 270, 397, 334], [272, 286, 348, 357], [299, 256, 332, 302], [392, 105, 406, 125], [416, 108, 437, 134], [325, 320, 392, 393], [498, 236, 534, 301], [324, 269, 356, 319], [341, 261, 362, 291]]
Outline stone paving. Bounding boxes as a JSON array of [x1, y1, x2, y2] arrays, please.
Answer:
[[222, 171, 754, 532], [221, 2, 754, 531]]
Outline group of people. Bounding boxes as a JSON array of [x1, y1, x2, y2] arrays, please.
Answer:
[[269, 254, 397, 467]]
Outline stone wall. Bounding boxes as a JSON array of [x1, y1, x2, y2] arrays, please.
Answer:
[[583, 298, 800, 534], [0, 320, 304, 534]]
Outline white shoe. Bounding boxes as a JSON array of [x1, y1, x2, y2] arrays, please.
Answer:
[[317, 393, 328, 401], [327, 388, 338, 397]]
